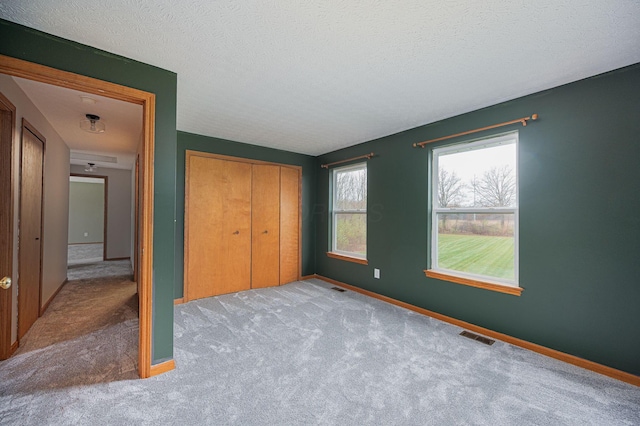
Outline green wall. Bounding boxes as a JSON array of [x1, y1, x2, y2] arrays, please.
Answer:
[[316, 64, 640, 376], [175, 131, 317, 298], [0, 20, 177, 363]]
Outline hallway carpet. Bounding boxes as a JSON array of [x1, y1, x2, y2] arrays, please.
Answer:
[[1, 279, 638, 425], [67, 243, 104, 265], [0, 275, 138, 388], [67, 259, 132, 281]]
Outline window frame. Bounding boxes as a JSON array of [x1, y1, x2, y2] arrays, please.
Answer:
[[330, 161, 368, 261], [430, 132, 520, 289]]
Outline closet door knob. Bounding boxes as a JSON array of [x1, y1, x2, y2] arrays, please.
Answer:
[[233, 230, 240, 235], [262, 230, 268, 234]]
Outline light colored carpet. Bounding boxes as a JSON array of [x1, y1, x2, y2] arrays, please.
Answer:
[[68, 243, 104, 265], [0, 279, 638, 425], [67, 259, 132, 281], [0, 276, 138, 393]]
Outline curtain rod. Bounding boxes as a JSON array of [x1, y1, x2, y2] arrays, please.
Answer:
[[413, 114, 538, 148], [321, 152, 374, 169]]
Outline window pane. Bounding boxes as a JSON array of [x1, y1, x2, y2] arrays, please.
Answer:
[[437, 213, 514, 281], [335, 213, 366, 256], [438, 141, 516, 208], [335, 167, 367, 210]]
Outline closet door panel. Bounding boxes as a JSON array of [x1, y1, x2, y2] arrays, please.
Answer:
[[186, 156, 251, 300], [280, 167, 300, 284], [251, 164, 280, 289], [222, 160, 252, 294]]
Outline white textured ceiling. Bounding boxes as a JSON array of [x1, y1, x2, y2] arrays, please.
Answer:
[[13, 77, 142, 169], [2, 1, 639, 155]]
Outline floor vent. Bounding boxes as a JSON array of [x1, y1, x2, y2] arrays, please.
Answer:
[[460, 331, 495, 346], [331, 287, 346, 292]]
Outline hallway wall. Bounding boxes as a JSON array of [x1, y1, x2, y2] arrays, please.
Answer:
[[68, 180, 105, 244], [70, 165, 132, 259], [0, 74, 70, 345]]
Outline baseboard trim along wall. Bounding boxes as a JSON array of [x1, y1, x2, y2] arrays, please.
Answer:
[[149, 359, 175, 377], [40, 279, 68, 316], [173, 298, 184, 305], [310, 274, 640, 387], [9, 340, 18, 357]]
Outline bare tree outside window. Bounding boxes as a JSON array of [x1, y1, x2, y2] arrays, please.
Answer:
[[476, 165, 516, 208], [438, 168, 464, 207], [335, 168, 367, 210], [438, 168, 465, 231]]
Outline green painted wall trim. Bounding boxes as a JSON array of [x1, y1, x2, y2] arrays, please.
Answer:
[[315, 63, 640, 376], [0, 19, 177, 363], [175, 131, 317, 298]]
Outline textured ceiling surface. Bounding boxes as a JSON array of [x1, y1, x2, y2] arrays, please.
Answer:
[[13, 77, 142, 169], [2, 1, 639, 155]]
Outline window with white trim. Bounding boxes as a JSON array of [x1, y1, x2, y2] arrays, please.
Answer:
[[431, 132, 518, 287], [331, 162, 367, 259]]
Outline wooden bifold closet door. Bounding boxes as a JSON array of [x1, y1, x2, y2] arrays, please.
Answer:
[[185, 152, 300, 302], [251, 164, 280, 289], [279, 166, 299, 285]]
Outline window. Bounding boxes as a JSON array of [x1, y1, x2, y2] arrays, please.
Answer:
[[330, 162, 367, 261], [430, 132, 518, 289]]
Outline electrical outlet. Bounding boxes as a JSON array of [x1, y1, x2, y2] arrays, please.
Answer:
[[374, 268, 380, 279], [84, 232, 88, 237]]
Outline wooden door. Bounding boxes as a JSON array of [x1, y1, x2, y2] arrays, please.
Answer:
[[18, 120, 45, 340], [251, 164, 280, 289], [186, 155, 252, 300], [0, 92, 16, 360], [280, 167, 300, 284]]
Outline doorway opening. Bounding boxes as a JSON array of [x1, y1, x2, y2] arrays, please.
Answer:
[[0, 55, 156, 378]]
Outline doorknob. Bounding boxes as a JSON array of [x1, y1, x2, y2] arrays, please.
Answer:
[[233, 230, 240, 235], [262, 230, 268, 234], [0, 277, 11, 290]]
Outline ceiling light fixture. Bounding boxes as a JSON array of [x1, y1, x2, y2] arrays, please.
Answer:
[[80, 114, 105, 133], [84, 162, 98, 172]]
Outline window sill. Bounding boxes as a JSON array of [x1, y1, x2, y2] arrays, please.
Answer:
[[327, 252, 368, 265], [424, 269, 523, 296]]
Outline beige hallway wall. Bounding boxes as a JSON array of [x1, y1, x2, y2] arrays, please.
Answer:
[[70, 165, 132, 259], [68, 180, 105, 244], [0, 74, 70, 345]]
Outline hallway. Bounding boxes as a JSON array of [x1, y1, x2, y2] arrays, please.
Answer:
[[0, 260, 138, 395]]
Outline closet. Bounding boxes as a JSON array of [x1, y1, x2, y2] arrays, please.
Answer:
[[184, 151, 301, 301]]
